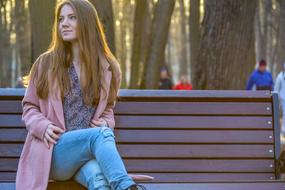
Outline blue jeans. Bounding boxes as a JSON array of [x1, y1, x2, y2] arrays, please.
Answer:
[[49, 125, 135, 190]]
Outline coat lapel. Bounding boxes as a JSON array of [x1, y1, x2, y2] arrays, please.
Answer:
[[93, 54, 112, 120], [50, 90, 65, 130], [50, 53, 111, 127]]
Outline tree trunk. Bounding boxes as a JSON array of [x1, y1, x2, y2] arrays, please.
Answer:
[[178, 0, 188, 77], [143, 0, 176, 89], [255, 0, 270, 62], [29, 0, 55, 62], [189, 0, 201, 89], [129, 0, 149, 89], [275, 0, 285, 74], [119, 0, 128, 88], [90, 0, 116, 56], [15, 0, 31, 76], [196, 0, 256, 90], [0, 0, 12, 87]]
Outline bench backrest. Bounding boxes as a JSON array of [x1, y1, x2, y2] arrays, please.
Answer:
[[0, 89, 281, 183]]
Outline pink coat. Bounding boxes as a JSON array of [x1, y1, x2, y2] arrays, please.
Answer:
[[16, 53, 118, 190]]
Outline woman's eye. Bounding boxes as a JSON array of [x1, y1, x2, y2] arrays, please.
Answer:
[[59, 17, 63, 22], [70, 15, 77, 20]]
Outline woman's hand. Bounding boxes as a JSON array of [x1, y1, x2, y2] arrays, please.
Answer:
[[43, 124, 64, 149], [90, 118, 107, 128]]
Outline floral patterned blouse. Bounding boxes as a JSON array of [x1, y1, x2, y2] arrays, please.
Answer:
[[63, 64, 96, 131]]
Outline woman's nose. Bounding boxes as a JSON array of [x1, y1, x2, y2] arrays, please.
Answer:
[[61, 18, 69, 26]]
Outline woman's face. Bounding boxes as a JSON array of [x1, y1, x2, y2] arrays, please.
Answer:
[[58, 4, 78, 42]]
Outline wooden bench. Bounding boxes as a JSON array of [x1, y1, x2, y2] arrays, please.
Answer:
[[1, 88, 285, 190]]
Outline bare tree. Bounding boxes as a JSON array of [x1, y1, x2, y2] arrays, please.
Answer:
[[189, 0, 201, 89], [274, 0, 285, 75], [196, 0, 257, 90], [15, 0, 31, 76], [142, 0, 176, 89], [90, 0, 116, 55], [29, 0, 55, 62], [129, 0, 150, 89], [0, 0, 13, 87], [178, 0, 188, 77]]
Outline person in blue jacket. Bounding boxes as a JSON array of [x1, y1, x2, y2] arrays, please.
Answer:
[[246, 59, 274, 90]]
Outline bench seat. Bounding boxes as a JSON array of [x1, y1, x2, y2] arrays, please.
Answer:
[[1, 89, 285, 189]]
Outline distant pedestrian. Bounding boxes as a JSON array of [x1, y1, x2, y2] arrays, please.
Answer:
[[275, 62, 285, 136], [158, 66, 173, 89], [174, 75, 192, 90], [246, 59, 274, 91]]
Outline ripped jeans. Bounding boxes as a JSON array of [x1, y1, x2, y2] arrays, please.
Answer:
[[49, 125, 135, 190]]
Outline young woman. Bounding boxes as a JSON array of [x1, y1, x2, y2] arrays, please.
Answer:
[[16, 0, 150, 189]]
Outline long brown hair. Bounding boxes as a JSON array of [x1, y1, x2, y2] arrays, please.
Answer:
[[29, 0, 121, 106]]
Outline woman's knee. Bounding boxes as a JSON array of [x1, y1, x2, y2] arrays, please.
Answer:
[[74, 160, 111, 190], [98, 126, 115, 139]]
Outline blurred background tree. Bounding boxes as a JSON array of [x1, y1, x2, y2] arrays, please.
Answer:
[[1, 0, 285, 89]]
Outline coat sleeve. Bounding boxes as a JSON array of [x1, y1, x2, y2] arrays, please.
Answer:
[[100, 103, 116, 129], [99, 68, 122, 129], [22, 59, 54, 141]]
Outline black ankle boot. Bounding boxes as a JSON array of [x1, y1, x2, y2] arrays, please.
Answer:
[[127, 184, 147, 190]]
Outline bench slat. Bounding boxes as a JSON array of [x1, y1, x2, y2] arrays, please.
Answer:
[[142, 182, 285, 190], [2, 181, 285, 190], [0, 129, 274, 144], [118, 89, 272, 99], [117, 144, 274, 158], [114, 102, 272, 115], [0, 172, 276, 182], [115, 116, 273, 129], [0, 101, 22, 114], [0, 102, 273, 116], [0, 115, 274, 130], [0, 115, 24, 127], [0, 158, 275, 173], [115, 130, 274, 144], [124, 159, 275, 172], [0, 129, 26, 142], [0, 144, 274, 158], [0, 144, 23, 157], [133, 173, 276, 182]]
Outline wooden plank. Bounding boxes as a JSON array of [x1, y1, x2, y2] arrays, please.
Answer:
[[1, 129, 274, 144], [1, 115, 274, 129], [115, 116, 273, 129], [0, 88, 25, 99], [0, 115, 24, 127], [0, 172, 276, 183], [0, 158, 275, 173], [132, 173, 276, 182], [0, 159, 19, 171], [141, 182, 285, 190], [2, 181, 285, 190], [117, 144, 274, 158], [124, 159, 275, 172], [118, 89, 272, 99], [0, 101, 22, 114], [0, 144, 23, 157], [115, 130, 274, 144], [0, 172, 16, 181], [0, 144, 274, 158], [0, 89, 272, 99], [114, 102, 272, 115], [0, 129, 27, 142]]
